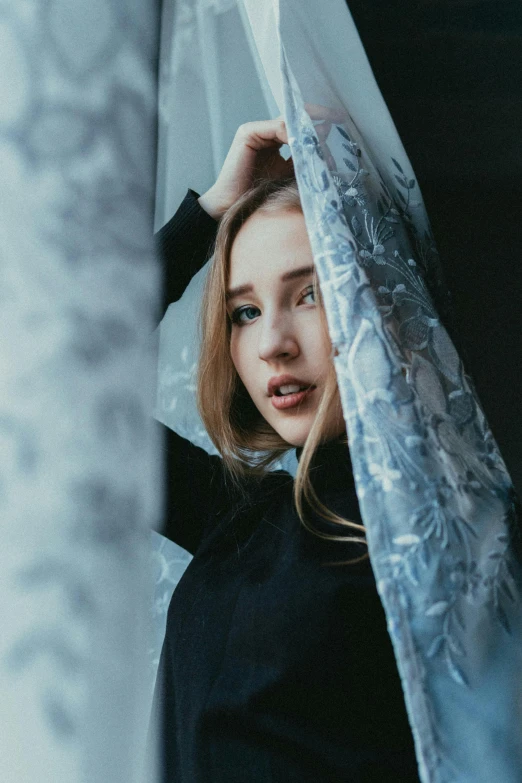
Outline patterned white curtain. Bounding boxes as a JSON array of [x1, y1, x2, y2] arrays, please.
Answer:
[[155, 1, 522, 781], [0, 1, 161, 781]]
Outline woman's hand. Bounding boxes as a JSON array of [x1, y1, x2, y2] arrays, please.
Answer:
[[198, 117, 294, 219]]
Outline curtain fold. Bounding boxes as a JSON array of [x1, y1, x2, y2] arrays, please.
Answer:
[[0, 1, 161, 781], [155, 1, 522, 781]]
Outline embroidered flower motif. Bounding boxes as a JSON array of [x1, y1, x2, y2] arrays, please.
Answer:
[[358, 244, 387, 267], [377, 282, 408, 314], [301, 127, 324, 160], [335, 179, 367, 208], [368, 462, 402, 492]]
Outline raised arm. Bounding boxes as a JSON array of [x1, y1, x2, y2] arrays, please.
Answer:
[[154, 119, 293, 550], [154, 420, 236, 554], [155, 188, 219, 321]]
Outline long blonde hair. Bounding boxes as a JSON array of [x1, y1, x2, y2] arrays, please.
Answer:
[[196, 177, 367, 560]]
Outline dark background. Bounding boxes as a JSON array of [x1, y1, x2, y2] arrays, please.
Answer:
[[346, 0, 522, 491]]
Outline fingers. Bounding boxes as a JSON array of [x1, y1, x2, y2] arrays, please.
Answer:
[[236, 118, 288, 149], [234, 107, 343, 180], [236, 105, 346, 151]]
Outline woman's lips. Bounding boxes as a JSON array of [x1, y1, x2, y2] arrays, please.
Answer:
[[270, 386, 316, 410]]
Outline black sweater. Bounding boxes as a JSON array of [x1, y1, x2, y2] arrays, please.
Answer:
[[153, 190, 419, 782]]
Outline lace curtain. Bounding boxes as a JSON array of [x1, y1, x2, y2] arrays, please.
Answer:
[[0, 1, 160, 781], [155, 1, 522, 781]]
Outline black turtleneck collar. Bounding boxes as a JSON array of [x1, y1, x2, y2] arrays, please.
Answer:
[[295, 438, 356, 496]]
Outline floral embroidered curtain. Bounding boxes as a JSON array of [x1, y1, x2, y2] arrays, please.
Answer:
[[0, 1, 161, 781], [155, 1, 522, 780]]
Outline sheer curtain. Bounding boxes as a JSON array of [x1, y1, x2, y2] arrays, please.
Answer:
[[155, 1, 522, 781], [0, 1, 160, 781]]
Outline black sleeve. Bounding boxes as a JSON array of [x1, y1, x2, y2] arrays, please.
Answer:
[[155, 188, 219, 320], [153, 189, 225, 552], [155, 420, 238, 555]]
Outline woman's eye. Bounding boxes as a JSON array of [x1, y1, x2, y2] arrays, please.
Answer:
[[301, 285, 316, 305], [231, 305, 261, 325]]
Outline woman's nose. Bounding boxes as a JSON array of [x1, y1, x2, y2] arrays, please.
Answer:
[[258, 312, 299, 362]]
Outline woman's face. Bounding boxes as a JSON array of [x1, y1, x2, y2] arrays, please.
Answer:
[[227, 208, 345, 447]]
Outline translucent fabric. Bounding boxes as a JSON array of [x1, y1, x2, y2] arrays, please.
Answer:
[[155, 1, 522, 781], [0, 2, 161, 781]]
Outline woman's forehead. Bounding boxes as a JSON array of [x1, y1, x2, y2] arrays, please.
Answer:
[[228, 209, 313, 287]]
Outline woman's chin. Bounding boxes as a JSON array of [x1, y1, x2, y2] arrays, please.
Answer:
[[270, 418, 313, 448], [262, 398, 345, 448]]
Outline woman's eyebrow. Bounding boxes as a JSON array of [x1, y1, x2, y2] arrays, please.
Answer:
[[280, 264, 315, 283], [226, 265, 315, 301], [226, 283, 252, 302]]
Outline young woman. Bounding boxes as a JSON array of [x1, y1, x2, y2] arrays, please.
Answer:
[[153, 118, 420, 782]]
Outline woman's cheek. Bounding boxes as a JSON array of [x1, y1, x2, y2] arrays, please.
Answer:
[[229, 329, 241, 371], [296, 320, 325, 366], [230, 331, 252, 389]]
